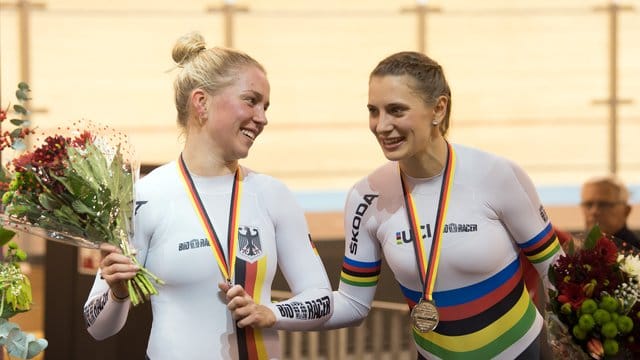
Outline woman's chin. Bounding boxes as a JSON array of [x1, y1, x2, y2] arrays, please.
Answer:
[[381, 151, 404, 162]]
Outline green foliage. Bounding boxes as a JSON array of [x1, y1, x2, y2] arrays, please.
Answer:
[[0, 228, 16, 247], [0, 242, 31, 318], [0, 83, 32, 153], [0, 318, 47, 359], [0, 82, 47, 358], [583, 224, 602, 250]]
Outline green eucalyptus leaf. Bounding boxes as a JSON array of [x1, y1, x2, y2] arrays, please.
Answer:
[[26, 337, 48, 359], [0, 318, 19, 341], [12, 104, 27, 115], [9, 118, 25, 126], [10, 128, 23, 139], [15, 88, 31, 102], [6, 326, 29, 358]]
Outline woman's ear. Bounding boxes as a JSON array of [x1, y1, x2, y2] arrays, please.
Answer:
[[433, 95, 448, 123], [190, 89, 209, 119]]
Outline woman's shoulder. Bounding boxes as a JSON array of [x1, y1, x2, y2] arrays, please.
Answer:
[[137, 161, 179, 192], [453, 143, 506, 164], [349, 162, 399, 197], [242, 166, 293, 194], [453, 143, 519, 176]]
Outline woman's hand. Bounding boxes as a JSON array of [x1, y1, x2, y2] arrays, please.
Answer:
[[219, 283, 276, 328], [99, 243, 139, 300]]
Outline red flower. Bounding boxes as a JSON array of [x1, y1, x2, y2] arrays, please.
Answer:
[[557, 282, 587, 310], [71, 130, 92, 148], [11, 152, 35, 172], [593, 237, 618, 265]]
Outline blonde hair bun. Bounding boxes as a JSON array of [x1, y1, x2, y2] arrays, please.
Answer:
[[172, 32, 207, 66]]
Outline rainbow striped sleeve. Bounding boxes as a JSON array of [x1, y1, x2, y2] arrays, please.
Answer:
[[518, 224, 562, 264], [340, 257, 381, 287]]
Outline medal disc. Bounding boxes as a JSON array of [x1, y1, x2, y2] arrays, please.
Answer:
[[411, 300, 439, 333]]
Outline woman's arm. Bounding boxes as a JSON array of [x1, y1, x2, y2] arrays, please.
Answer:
[[320, 186, 382, 329], [84, 188, 153, 340], [83, 244, 137, 340], [224, 177, 333, 331], [269, 180, 333, 330], [490, 159, 564, 287]]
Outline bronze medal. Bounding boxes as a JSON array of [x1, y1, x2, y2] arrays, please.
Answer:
[[411, 299, 439, 333]]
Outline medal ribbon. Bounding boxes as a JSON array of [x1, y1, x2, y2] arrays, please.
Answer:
[[177, 154, 242, 284], [400, 142, 456, 302]]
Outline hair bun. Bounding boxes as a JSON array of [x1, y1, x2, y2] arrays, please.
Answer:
[[172, 32, 207, 66]]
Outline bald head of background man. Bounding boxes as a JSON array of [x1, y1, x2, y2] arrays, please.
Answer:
[[580, 175, 638, 249]]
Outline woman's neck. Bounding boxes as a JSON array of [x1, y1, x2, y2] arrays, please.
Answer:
[[181, 144, 237, 177], [399, 137, 448, 179]]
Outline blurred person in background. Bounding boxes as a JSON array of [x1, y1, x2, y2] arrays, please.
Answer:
[[581, 175, 639, 251]]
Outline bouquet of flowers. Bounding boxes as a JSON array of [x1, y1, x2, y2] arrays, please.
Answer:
[[0, 85, 163, 306], [0, 83, 47, 359], [547, 225, 640, 359]]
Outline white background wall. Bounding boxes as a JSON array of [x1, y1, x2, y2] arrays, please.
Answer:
[[1, 0, 639, 191]]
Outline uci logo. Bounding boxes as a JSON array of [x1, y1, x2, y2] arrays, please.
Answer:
[[395, 224, 432, 245]]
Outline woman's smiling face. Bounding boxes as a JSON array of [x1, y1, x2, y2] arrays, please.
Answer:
[[367, 75, 437, 163], [204, 65, 270, 161]]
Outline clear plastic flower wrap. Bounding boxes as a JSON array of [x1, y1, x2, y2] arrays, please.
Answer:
[[1, 121, 163, 305], [545, 307, 591, 359]]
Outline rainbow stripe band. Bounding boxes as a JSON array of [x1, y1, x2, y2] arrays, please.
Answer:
[[518, 224, 561, 264], [400, 257, 537, 357], [340, 257, 381, 287]]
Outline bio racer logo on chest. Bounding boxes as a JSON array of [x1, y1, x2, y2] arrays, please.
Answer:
[[349, 194, 378, 255]]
